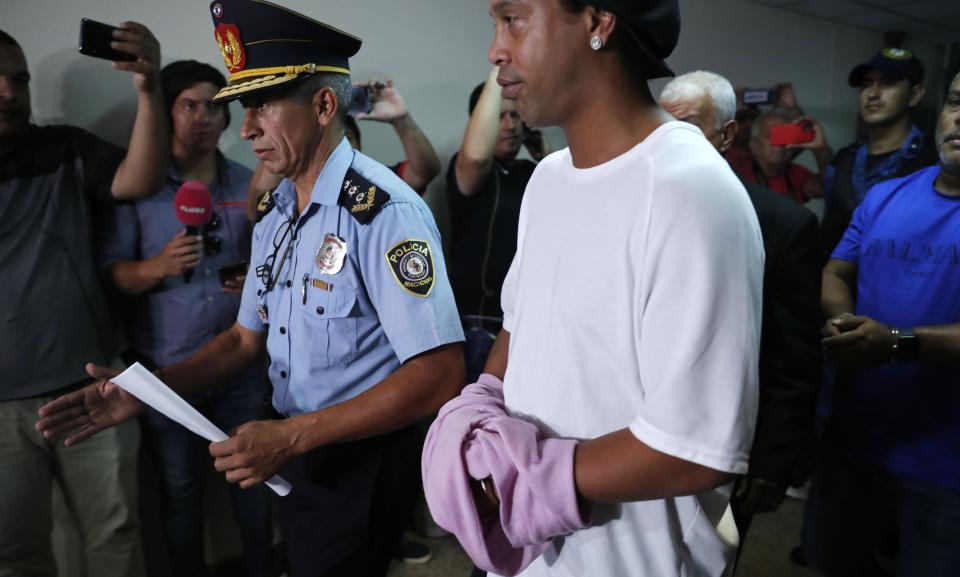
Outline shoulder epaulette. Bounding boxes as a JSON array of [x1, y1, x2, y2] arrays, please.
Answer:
[[338, 168, 391, 225], [255, 188, 276, 223]]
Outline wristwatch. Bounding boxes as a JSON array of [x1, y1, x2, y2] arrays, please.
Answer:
[[891, 326, 919, 363]]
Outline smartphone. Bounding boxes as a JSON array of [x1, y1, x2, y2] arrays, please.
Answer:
[[78, 18, 136, 62], [218, 261, 248, 287], [348, 85, 372, 116], [741, 88, 777, 106], [769, 121, 815, 147]]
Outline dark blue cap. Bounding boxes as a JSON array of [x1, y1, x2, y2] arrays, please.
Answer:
[[209, 0, 361, 102], [849, 48, 924, 88]]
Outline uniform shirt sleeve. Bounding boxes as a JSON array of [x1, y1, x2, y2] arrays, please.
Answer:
[[358, 200, 464, 363], [628, 164, 763, 475], [237, 220, 268, 332]]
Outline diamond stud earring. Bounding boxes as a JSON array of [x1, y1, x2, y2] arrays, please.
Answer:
[[590, 36, 603, 50]]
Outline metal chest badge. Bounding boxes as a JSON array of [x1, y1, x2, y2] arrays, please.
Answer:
[[316, 233, 347, 275]]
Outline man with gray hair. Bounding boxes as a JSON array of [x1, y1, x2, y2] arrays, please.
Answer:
[[661, 70, 822, 540], [738, 106, 832, 203]]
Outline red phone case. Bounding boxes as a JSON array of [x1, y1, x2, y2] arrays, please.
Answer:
[[769, 123, 814, 147]]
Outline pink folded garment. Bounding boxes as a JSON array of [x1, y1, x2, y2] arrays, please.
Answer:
[[422, 373, 588, 576]]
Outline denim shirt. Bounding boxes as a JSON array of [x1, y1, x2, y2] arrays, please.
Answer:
[[98, 153, 254, 366], [824, 124, 927, 207]]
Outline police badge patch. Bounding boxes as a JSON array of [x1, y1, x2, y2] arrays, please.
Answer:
[[385, 239, 435, 297]]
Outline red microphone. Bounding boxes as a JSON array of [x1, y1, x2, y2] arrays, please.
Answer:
[[174, 180, 213, 283]]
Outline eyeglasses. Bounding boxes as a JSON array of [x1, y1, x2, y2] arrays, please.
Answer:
[[203, 212, 222, 256], [255, 218, 296, 292]]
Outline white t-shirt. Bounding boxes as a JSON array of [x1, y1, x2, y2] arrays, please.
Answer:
[[498, 122, 763, 577]]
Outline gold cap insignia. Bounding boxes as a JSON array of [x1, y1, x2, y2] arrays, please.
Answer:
[[215, 23, 246, 73]]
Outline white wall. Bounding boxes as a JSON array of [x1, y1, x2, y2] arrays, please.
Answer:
[[2, 0, 944, 573], [5, 0, 944, 204]]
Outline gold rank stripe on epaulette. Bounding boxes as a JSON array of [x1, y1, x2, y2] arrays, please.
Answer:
[[338, 168, 390, 225], [255, 188, 276, 223]]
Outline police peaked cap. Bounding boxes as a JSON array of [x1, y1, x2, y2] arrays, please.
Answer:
[[208, 0, 361, 103]]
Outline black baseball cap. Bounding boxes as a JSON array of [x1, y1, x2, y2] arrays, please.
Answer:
[[848, 48, 924, 88], [587, 0, 680, 79]]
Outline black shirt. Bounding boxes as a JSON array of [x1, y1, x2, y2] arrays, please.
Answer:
[[446, 154, 536, 319], [0, 125, 124, 399]]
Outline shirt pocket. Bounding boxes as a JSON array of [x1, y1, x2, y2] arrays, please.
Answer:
[[303, 288, 359, 368]]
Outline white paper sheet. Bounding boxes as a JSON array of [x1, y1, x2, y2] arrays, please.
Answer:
[[113, 362, 292, 496]]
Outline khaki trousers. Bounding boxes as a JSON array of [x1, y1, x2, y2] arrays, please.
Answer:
[[0, 395, 142, 577]]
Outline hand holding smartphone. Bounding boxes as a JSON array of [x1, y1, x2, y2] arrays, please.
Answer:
[[348, 85, 373, 116], [78, 19, 137, 62], [769, 121, 816, 147]]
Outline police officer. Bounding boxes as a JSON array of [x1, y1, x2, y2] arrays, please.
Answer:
[[37, 1, 465, 576]]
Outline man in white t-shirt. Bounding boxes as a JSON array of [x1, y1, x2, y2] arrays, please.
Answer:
[[435, 1, 764, 576]]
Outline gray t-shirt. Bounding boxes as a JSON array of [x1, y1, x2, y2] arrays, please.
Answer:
[[0, 125, 125, 399]]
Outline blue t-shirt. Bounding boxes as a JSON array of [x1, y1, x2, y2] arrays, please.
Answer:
[[832, 165, 960, 490]]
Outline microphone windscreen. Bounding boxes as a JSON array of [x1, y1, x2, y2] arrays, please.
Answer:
[[174, 180, 213, 227]]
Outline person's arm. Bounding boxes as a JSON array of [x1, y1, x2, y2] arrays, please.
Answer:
[[108, 230, 203, 294], [36, 322, 266, 445], [454, 68, 502, 197], [210, 342, 464, 488], [574, 429, 733, 503], [483, 330, 510, 380], [792, 119, 832, 200], [108, 21, 169, 200], [821, 258, 857, 333], [354, 78, 441, 193]]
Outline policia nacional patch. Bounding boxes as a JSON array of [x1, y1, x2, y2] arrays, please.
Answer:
[[339, 169, 390, 224], [385, 239, 435, 297]]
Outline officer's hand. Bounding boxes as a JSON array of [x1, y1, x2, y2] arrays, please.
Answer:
[[111, 21, 161, 94], [152, 230, 203, 278], [733, 476, 787, 516], [354, 78, 409, 124], [822, 315, 894, 367], [36, 363, 145, 446], [210, 419, 298, 489]]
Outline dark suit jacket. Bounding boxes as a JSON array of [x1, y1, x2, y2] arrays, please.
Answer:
[[742, 178, 822, 485]]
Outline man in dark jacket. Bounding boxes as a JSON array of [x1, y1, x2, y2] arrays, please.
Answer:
[[660, 69, 822, 537]]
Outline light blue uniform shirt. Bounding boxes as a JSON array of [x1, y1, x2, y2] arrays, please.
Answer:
[[238, 138, 463, 416]]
